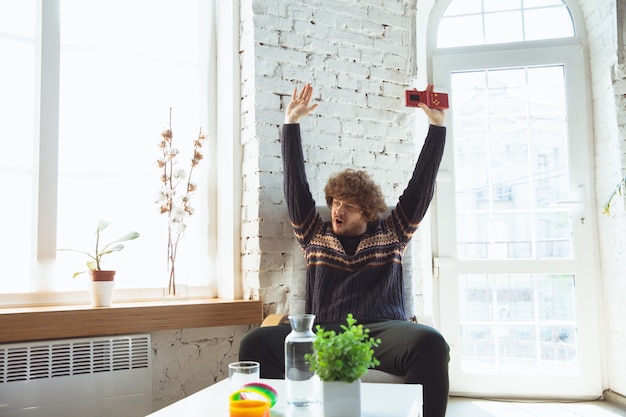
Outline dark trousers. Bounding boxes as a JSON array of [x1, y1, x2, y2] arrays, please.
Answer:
[[239, 319, 450, 417]]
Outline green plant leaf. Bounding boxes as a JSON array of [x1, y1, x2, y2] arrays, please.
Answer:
[[72, 270, 87, 279], [109, 231, 140, 244], [99, 243, 126, 256], [603, 174, 626, 216], [57, 248, 91, 257], [96, 219, 112, 234], [98, 232, 140, 257]]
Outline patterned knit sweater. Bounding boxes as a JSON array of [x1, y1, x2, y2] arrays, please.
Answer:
[[281, 123, 446, 322]]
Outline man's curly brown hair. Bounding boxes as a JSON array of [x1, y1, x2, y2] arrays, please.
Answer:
[[324, 169, 387, 223]]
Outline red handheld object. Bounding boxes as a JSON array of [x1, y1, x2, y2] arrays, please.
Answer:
[[405, 88, 449, 109]]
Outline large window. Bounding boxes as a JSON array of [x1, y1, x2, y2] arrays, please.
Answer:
[[1, 0, 221, 303]]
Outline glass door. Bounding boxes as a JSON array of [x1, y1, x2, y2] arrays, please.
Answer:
[[432, 47, 603, 399]]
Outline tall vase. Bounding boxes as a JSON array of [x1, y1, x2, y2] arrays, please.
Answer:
[[163, 231, 187, 301], [165, 249, 177, 296], [285, 314, 321, 406], [162, 268, 188, 301]]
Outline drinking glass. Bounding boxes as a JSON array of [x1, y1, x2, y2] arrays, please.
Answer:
[[229, 361, 260, 392]]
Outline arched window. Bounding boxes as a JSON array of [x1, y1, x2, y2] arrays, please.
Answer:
[[437, 0, 575, 47], [430, 0, 603, 400]]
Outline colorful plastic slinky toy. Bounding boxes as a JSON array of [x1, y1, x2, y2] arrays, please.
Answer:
[[229, 382, 278, 417]]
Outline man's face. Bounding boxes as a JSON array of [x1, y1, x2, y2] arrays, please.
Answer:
[[330, 199, 368, 237]]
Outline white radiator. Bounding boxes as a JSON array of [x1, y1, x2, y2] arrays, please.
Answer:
[[0, 334, 152, 417]]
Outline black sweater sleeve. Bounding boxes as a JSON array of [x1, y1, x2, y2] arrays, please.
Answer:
[[281, 124, 318, 244], [394, 125, 447, 241]]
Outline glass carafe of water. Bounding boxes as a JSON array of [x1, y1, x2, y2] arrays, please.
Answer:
[[284, 313, 321, 406]]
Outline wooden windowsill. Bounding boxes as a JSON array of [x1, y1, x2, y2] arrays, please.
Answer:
[[0, 298, 263, 344]]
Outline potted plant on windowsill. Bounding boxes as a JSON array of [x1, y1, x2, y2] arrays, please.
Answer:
[[58, 220, 139, 307], [305, 313, 381, 417]]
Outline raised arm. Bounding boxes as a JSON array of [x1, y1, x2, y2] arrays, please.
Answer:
[[392, 91, 447, 242], [282, 84, 321, 246]]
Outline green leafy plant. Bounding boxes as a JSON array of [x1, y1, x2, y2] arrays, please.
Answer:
[[58, 220, 140, 278], [305, 313, 381, 383]]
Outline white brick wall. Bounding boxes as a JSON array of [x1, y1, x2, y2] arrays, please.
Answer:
[[240, 0, 626, 398]]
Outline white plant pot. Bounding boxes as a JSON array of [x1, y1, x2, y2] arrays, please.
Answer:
[[90, 280, 115, 307], [322, 379, 361, 417]]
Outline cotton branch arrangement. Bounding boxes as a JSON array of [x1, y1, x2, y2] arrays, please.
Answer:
[[155, 108, 206, 295]]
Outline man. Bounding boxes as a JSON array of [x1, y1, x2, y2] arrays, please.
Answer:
[[239, 83, 449, 417]]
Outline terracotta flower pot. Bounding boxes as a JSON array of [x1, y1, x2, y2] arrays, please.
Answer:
[[89, 270, 115, 307], [90, 270, 116, 281]]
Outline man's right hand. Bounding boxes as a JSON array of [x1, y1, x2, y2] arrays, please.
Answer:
[[285, 83, 318, 124], [418, 85, 446, 127]]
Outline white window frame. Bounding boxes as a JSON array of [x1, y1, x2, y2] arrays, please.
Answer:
[[0, 0, 242, 307]]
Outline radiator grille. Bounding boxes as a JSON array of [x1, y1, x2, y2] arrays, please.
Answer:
[[0, 335, 150, 383]]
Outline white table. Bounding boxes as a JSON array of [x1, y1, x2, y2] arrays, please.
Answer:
[[147, 378, 422, 417]]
